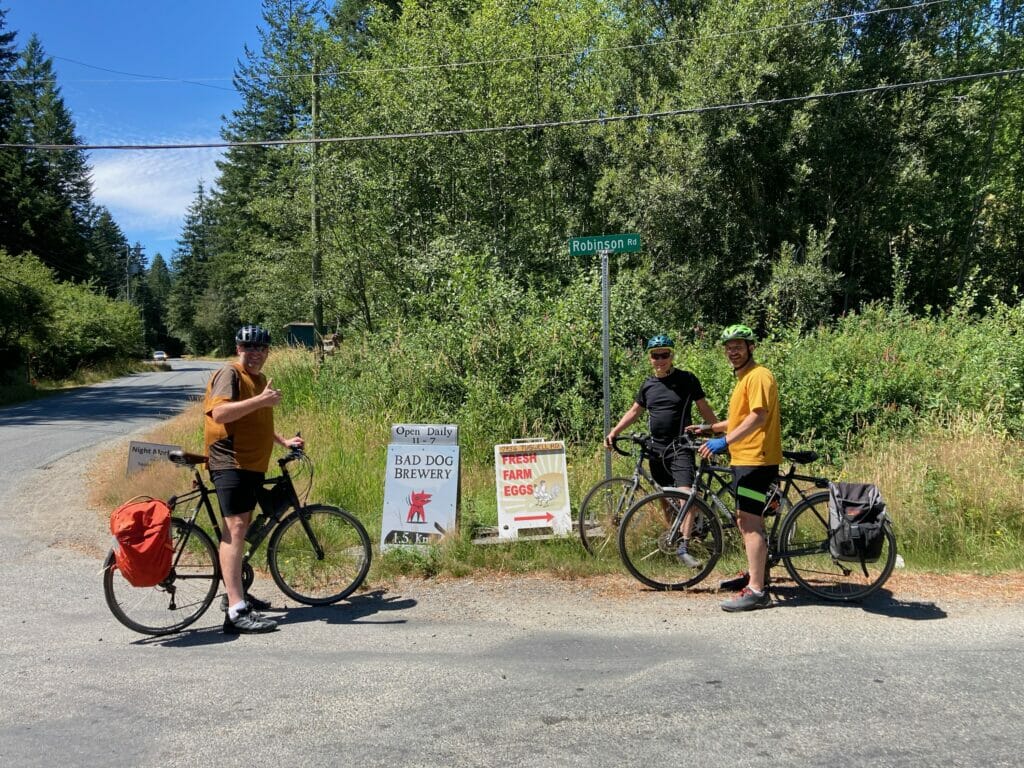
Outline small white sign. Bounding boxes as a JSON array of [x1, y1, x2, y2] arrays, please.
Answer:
[[494, 440, 572, 539], [126, 441, 181, 475], [390, 423, 458, 446], [381, 425, 460, 550]]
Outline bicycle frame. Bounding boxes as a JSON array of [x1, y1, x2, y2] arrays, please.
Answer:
[[167, 453, 312, 572], [662, 443, 829, 555]]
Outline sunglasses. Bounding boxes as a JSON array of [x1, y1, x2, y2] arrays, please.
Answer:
[[240, 343, 269, 351], [649, 351, 672, 360]]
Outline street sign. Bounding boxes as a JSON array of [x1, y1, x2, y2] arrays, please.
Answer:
[[568, 233, 642, 255]]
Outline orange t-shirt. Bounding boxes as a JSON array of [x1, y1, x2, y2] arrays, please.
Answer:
[[726, 364, 782, 466], [203, 363, 275, 472]]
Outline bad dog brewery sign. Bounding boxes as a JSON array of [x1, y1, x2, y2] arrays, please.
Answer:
[[381, 424, 460, 549], [494, 440, 572, 539]]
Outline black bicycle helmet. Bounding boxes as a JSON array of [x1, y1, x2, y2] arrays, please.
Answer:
[[236, 324, 271, 346]]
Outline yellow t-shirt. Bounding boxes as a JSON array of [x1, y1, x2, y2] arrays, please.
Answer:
[[203, 362, 275, 472], [726, 364, 782, 466]]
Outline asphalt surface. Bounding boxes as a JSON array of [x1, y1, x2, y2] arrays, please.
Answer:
[[0, 360, 1022, 767]]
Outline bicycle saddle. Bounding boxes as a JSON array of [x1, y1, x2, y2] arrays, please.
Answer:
[[782, 450, 818, 464]]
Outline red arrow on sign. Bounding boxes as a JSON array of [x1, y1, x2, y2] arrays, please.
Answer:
[[514, 512, 554, 523]]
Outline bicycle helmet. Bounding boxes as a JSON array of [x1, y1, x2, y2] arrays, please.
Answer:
[[236, 324, 271, 346], [719, 324, 756, 344], [645, 334, 674, 351]]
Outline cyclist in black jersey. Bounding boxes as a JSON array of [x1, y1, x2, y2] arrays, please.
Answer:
[[605, 334, 718, 566]]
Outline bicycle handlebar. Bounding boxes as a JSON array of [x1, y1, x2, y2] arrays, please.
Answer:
[[610, 433, 650, 457]]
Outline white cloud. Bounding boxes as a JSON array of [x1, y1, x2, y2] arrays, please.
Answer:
[[89, 144, 223, 236]]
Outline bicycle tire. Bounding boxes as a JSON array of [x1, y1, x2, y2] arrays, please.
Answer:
[[618, 490, 723, 590], [579, 476, 648, 557], [103, 518, 219, 636], [267, 504, 372, 605], [778, 492, 897, 602]]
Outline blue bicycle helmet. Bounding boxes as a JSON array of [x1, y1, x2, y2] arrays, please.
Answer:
[[645, 334, 674, 351]]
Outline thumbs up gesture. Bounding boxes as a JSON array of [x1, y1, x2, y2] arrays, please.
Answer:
[[260, 377, 283, 407]]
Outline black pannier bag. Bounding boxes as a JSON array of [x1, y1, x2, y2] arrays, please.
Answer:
[[828, 482, 888, 570]]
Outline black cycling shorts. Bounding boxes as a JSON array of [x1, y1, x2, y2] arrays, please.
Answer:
[[732, 465, 779, 516], [210, 468, 265, 517], [648, 444, 696, 489]]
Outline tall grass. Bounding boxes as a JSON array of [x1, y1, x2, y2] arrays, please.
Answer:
[[92, 301, 1024, 578], [843, 412, 1024, 571]]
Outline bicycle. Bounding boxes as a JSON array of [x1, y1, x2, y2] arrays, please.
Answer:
[[580, 433, 815, 557], [102, 446, 373, 635], [578, 433, 661, 557], [617, 435, 897, 601]]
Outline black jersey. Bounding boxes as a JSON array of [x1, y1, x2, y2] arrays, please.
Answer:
[[635, 368, 706, 443]]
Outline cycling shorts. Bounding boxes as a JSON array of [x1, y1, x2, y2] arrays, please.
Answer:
[[210, 468, 265, 517], [732, 465, 779, 516], [648, 444, 695, 489]]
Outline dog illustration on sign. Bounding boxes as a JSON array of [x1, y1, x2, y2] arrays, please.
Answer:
[[406, 490, 432, 523]]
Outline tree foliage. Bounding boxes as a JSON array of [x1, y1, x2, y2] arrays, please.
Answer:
[[170, 0, 1021, 359]]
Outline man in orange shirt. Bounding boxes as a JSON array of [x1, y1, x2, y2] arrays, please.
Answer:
[[690, 324, 781, 611], [204, 324, 304, 634]]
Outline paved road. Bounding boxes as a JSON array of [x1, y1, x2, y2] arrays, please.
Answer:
[[0, 362, 1022, 767]]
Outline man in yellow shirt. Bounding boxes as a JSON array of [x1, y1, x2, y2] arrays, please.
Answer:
[[691, 324, 781, 611]]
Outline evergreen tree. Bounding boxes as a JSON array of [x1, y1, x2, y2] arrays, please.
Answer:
[[0, 5, 23, 257], [4, 35, 93, 279], [85, 208, 128, 298], [168, 183, 216, 353]]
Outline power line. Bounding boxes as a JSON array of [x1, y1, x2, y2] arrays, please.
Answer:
[[2, 66, 1020, 152], [0, 0, 954, 87], [3, 55, 236, 92]]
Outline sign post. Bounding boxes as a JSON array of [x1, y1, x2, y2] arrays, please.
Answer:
[[568, 233, 642, 480]]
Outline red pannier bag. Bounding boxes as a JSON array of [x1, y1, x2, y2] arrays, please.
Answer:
[[109, 497, 174, 587]]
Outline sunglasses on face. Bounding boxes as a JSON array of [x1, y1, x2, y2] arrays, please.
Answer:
[[240, 343, 269, 351], [650, 351, 672, 360]]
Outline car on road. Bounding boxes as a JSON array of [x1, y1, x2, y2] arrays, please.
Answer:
[[152, 350, 168, 361]]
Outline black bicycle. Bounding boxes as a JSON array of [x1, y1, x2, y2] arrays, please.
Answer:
[[617, 435, 897, 601], [102, 446, 372, 635], [578, 433, 661, 557]]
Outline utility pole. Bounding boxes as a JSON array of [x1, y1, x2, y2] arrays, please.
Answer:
[[310, 54, 323, 360], [125, 245, 131, 302]]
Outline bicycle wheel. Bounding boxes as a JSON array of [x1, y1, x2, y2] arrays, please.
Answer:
[[579, 477, 646, 557], [103, 518, 219, 636], [267, 504, 372, 605], [779, 492, 897, 601], [618, 490, 722, 590]]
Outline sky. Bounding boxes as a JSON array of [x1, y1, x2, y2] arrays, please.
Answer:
[[5, 1, 268, 262]]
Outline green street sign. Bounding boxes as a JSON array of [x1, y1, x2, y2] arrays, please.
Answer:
[[568, 233, 642, 255]]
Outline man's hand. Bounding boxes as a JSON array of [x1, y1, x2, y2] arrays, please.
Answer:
[[604, 432, 616, 450], [686, 424, 712, 435], [699, 436, 728, 458], [259, 378, 283, 407], [283, 434, 304, 450]]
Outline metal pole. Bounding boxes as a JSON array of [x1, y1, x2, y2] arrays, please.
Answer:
[[601, 249, 612, 481], [310, 58, 323, 361]]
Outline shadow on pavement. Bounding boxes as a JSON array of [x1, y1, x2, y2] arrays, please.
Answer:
[[771, 584, 947, 620], [133, 589, 418, 648], [0, 381, 204, 426]]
